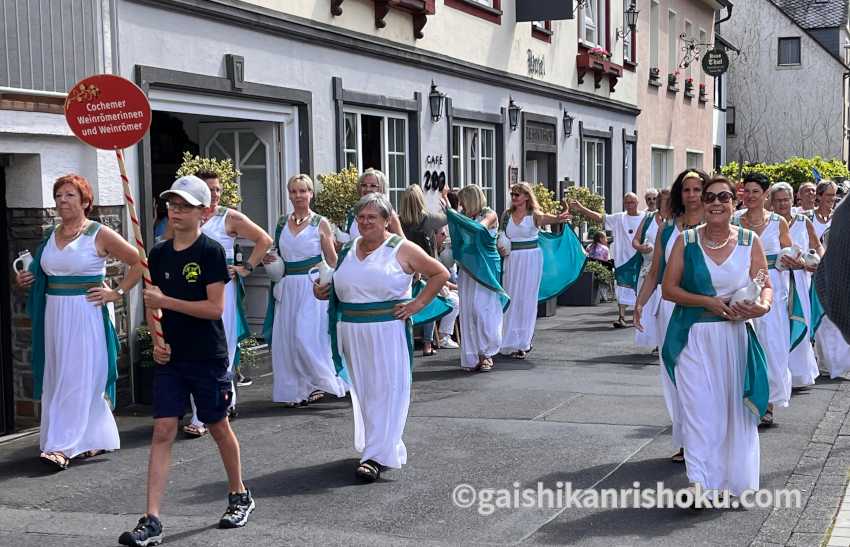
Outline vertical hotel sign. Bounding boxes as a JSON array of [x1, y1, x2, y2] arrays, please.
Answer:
[[64, 74, 165, 350]]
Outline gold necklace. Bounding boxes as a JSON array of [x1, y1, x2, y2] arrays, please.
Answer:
[[746, 211, 766, 228], [57, 220, 87, 242], [291, 212, 312, 226], [704, 231, 732, 250]]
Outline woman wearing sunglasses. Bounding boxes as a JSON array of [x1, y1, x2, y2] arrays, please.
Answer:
[[661, 176, 771, 501], [634, 169, 706, 464], [734, 173, 794, 426]]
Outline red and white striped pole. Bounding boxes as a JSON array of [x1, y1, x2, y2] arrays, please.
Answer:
[[115, 149, 166, 351]]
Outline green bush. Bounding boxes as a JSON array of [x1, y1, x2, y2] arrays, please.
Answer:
[[585, 260, 614, 285], [136, 325, 154, 367], [176, 151, 242, 207], [563, 186, 605, 232], [532, 184, 563, 215], [720, 157, 849, 190], [313, 166, 361, 227]]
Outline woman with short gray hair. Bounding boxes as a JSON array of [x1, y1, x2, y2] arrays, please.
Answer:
[[317, 192, 449, 482], [811, 181, 837, 241]]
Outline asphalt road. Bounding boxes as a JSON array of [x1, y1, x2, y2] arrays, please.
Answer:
[[0, 303, 847, 546]]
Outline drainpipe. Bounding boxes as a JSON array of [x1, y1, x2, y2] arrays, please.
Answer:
[[715, 2, 733, 26]]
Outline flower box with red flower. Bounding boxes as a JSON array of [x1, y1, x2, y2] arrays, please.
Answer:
[[698, 83, 708, 102], [577, 47, 624, 92], [684, 77, 695, 96]]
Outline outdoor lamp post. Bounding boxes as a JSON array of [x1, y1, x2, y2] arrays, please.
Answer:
[[428, 80, 445, 123], [563, 110, 574, 138], [617, 1, 639, 39], [508, 97, 521, 131]]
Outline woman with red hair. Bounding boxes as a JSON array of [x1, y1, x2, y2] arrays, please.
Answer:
[[16, 174, 143, 470]]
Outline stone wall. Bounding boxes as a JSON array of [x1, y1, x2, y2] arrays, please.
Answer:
[[7, 205, 130, 420]]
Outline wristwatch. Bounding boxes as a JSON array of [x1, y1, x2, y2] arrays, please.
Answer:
[[116, 287, 125, 297], [243, 262, 254, 273]]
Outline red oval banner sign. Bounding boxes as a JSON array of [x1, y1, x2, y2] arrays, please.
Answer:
[[64, 74, 151, 150]]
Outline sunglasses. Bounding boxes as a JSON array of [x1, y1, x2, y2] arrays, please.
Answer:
[[510, 192, 524, 198], [702, 191, 735, 204]]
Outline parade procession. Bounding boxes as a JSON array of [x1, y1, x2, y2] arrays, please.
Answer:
[[2, 1, 850, 546]]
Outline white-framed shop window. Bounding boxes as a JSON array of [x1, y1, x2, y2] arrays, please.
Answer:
[[580, 0, 607, 49], [343, 108, 408, 208], [583, 137, 606, 197], [452, 123, 496, 206], [651, 146, 673, 188]]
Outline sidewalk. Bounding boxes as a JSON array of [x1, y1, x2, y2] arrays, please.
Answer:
[[0, 304, 847, 546]]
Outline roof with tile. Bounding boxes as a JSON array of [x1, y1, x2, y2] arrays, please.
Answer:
[[767, 0, 849, 30]]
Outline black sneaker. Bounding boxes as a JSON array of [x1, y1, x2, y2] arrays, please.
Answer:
[[235, 372, 253, 387], [219, 489, 255, 529], [118, 515, 163, 547]]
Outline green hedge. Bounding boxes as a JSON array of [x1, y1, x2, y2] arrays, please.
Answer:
[[720, 156, 849, 190]]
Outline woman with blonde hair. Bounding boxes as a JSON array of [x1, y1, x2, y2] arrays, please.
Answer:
[[398, 184, 449, 356], [446, 185, 508, 371], [263, 174, 346, 406], [498, 182, 571, 359]]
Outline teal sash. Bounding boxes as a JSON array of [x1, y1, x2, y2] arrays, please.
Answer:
[[224, 258, 251, 367], [656, 220, 677, 284], [446, 208, 510, 310], [787, 272, 807, 351], [262, 213, 324, 345], [765, 254, 778, 270], [615, 213, 654, 289], [26, 224, 119, 408], [410, 279, 455, 326], [536, 227, 588, 302], [328, 235, 422, 377], [510, 239, 539, 250], [660, 228, 769, 418], [810, 277, 825, 340]]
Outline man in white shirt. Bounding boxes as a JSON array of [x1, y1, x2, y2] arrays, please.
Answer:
[[569, 193, 644, 328], [792, 181, 816, 215]]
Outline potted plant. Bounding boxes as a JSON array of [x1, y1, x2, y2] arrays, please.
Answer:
[[649, 67, 662, 86], [313, 165, 361, 228], [531, 184, 563, 318], [684, 77, 695, 97], [134, 325, 156, 405], [698, 83, 708, 102], [667, 71, 680, 92], [237, 333, 268, 376]]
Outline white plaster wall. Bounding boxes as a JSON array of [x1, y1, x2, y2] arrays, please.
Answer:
[[0, 110, 124, 208], [116, 0, 634, 209], [226, 0, 638, 107], [724, 0, 846, 164]]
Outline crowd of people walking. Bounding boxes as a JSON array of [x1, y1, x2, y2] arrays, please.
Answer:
[[13, 165, 848, 546]]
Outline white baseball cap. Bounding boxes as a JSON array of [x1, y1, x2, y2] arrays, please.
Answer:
[[160, 175, 211, 207]]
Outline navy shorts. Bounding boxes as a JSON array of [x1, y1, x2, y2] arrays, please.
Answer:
[[153, 358, 232, 424]]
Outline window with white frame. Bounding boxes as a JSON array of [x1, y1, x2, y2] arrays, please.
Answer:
[[343, 109, 408, 208], [668, 10, 678, 74], [468, 0, 494, 7], [686, 151, 704, 170], [583, 137, 606, 198], [778, 37, 801, 65], [651, 147, 673, 188], [650, 1, 659, 68], [452, 124, 496, 206], [580, 0, 606, 49]]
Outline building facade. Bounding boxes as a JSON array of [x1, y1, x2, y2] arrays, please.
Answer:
[[634, 0, 729, 196], [724, 0, 849, 164], [0, 0, 644, 430]]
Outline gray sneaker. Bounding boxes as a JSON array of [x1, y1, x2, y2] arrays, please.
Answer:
[[119, 515, 163, 547], [219, 489, 255, 529]]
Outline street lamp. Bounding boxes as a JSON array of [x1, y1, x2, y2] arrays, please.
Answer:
[[617, 1, 639, 40], [563, 110, 574, 138], [428, 80, 445, 123], [508, 97, 521, 131]]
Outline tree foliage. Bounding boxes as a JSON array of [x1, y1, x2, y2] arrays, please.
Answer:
[[531, 184, 563, 215]]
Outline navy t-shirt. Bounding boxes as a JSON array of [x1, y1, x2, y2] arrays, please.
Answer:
[[149, 233, 229, 362]]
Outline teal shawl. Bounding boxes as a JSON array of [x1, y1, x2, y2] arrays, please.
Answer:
[[27, 223, 120, 408], [615, 212, 654, 289], [660, 228, 769, 418], [499, 212, 588, 302], [787, 272, 808, 351], [446, 208, 510, 310], [810, 277, 825, 340], [656, 219, 677, 284]]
